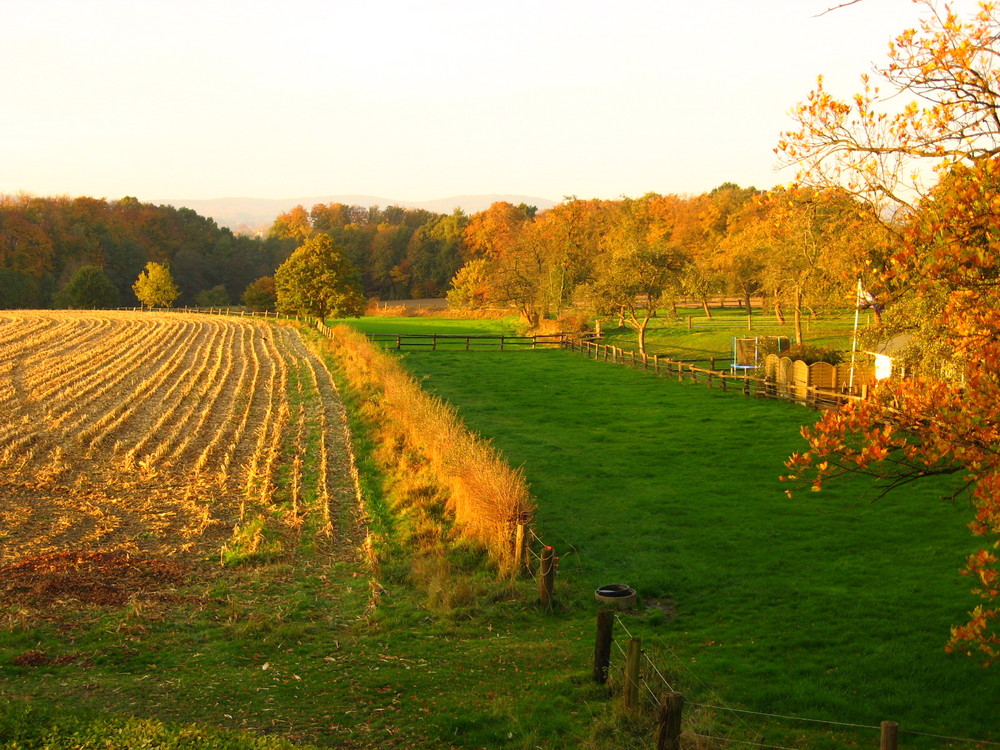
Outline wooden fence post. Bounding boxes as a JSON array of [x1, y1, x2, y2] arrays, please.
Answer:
[[657, 692, 684, 750], [539, 546, 555, 609], [624, 637, 642, 709], [880, 721, 899, 750], [593, 609, 614, 684]]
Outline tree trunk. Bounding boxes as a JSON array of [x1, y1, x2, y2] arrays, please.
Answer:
[[774, 298, 785, 325], [793, 287, 804, 344], [701, 296, 712, 319]]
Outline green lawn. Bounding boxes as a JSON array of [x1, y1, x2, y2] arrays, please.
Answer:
[[330, 315, 519, 337], [597, 306, 870, 366], [374, 334, 997, 747]]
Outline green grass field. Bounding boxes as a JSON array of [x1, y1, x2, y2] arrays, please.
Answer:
[[596, 305, 869, 365], [342, 314, 999, 747]]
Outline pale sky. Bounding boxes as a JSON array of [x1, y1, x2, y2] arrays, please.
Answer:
[[0, 0, 978, 204]]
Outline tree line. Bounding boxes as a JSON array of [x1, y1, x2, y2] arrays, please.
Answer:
[[1, 187, 889, 346], [447, 186, 891, 352], [0, 195, 289, 310], [0, 195, 471, 311]]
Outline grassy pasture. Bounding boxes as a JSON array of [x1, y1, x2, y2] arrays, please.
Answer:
[[4, 309, 996, 749], [344, 314, 1000, 747], [596, 305, 866, 365]]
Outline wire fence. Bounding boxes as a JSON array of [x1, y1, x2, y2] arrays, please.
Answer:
[[601, 612, 1000, 749]]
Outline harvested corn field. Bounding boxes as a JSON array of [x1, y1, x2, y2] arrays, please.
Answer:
[[0, 311, 360, 597]]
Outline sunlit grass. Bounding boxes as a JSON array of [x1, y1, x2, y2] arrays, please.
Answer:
[[3, 311, 996, 749], [392, 343, 999, 744]]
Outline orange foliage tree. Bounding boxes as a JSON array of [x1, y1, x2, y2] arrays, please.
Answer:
[[578, 195, 688, 353], [779, 1, 1000, 662]]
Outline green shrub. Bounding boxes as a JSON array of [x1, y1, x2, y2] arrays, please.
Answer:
[[783, 343, 843, 365]]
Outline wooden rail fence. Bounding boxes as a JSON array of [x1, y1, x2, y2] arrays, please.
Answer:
[[366, 332, 569, 350], [119, 306, 298, 320], [564, 338, 867, 409]]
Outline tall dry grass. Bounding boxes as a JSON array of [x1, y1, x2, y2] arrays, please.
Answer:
[[324, 324, 534, 575]]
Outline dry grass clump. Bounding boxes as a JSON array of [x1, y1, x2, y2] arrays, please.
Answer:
[[325, 325, 534, 576], [364, 302, 411, 317]]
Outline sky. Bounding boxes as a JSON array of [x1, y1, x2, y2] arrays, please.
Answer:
[[0, 0, 981, 205]]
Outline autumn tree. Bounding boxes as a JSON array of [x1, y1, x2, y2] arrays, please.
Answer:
[[242, 276, 277, 311], [712, 185, 767, 322], [749, 188, 867, 343], [579, 196, 687, 353], [778, 0, 1000, 216], [458, 202, 549, 326], [779, 0, 1000, 662], [132, 262, 180, 308], [268, 205, 313, 243], [54, 265, 120, 309], [446, 258, 492, 309], [274, 234, 364, 319], [463, 201, 534, 261], [531, 198, 613, 316]]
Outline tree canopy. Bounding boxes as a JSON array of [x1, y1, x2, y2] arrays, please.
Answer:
[[53, 265, 119, 309], [780, 0, 1000, 663], [133, 262, 180, 308], [274, 234, 365, 319]]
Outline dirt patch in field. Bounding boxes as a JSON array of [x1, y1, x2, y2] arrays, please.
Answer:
[[0, 551, 193, 609]]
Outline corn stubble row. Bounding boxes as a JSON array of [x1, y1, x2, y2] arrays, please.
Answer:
[[0, 310, 357, 565]]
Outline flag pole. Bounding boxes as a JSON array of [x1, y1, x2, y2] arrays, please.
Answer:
[[849, 278, 862, 391]]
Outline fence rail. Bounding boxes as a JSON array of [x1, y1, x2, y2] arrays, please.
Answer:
[[564, 338, 866, 409], [117, 306, 291, 319], [366, 332, 570, 350]]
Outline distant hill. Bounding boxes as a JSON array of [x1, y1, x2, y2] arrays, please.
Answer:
[[153, 194, 558, 234]]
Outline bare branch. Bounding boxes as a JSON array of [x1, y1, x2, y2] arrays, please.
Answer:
[[815, 0, 865, 18]]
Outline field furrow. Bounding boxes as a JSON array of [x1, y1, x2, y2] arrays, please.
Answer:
[[0, 310, 357, 569]]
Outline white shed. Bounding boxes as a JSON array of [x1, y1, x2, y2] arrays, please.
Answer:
[[866, 334, 913, 381]]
